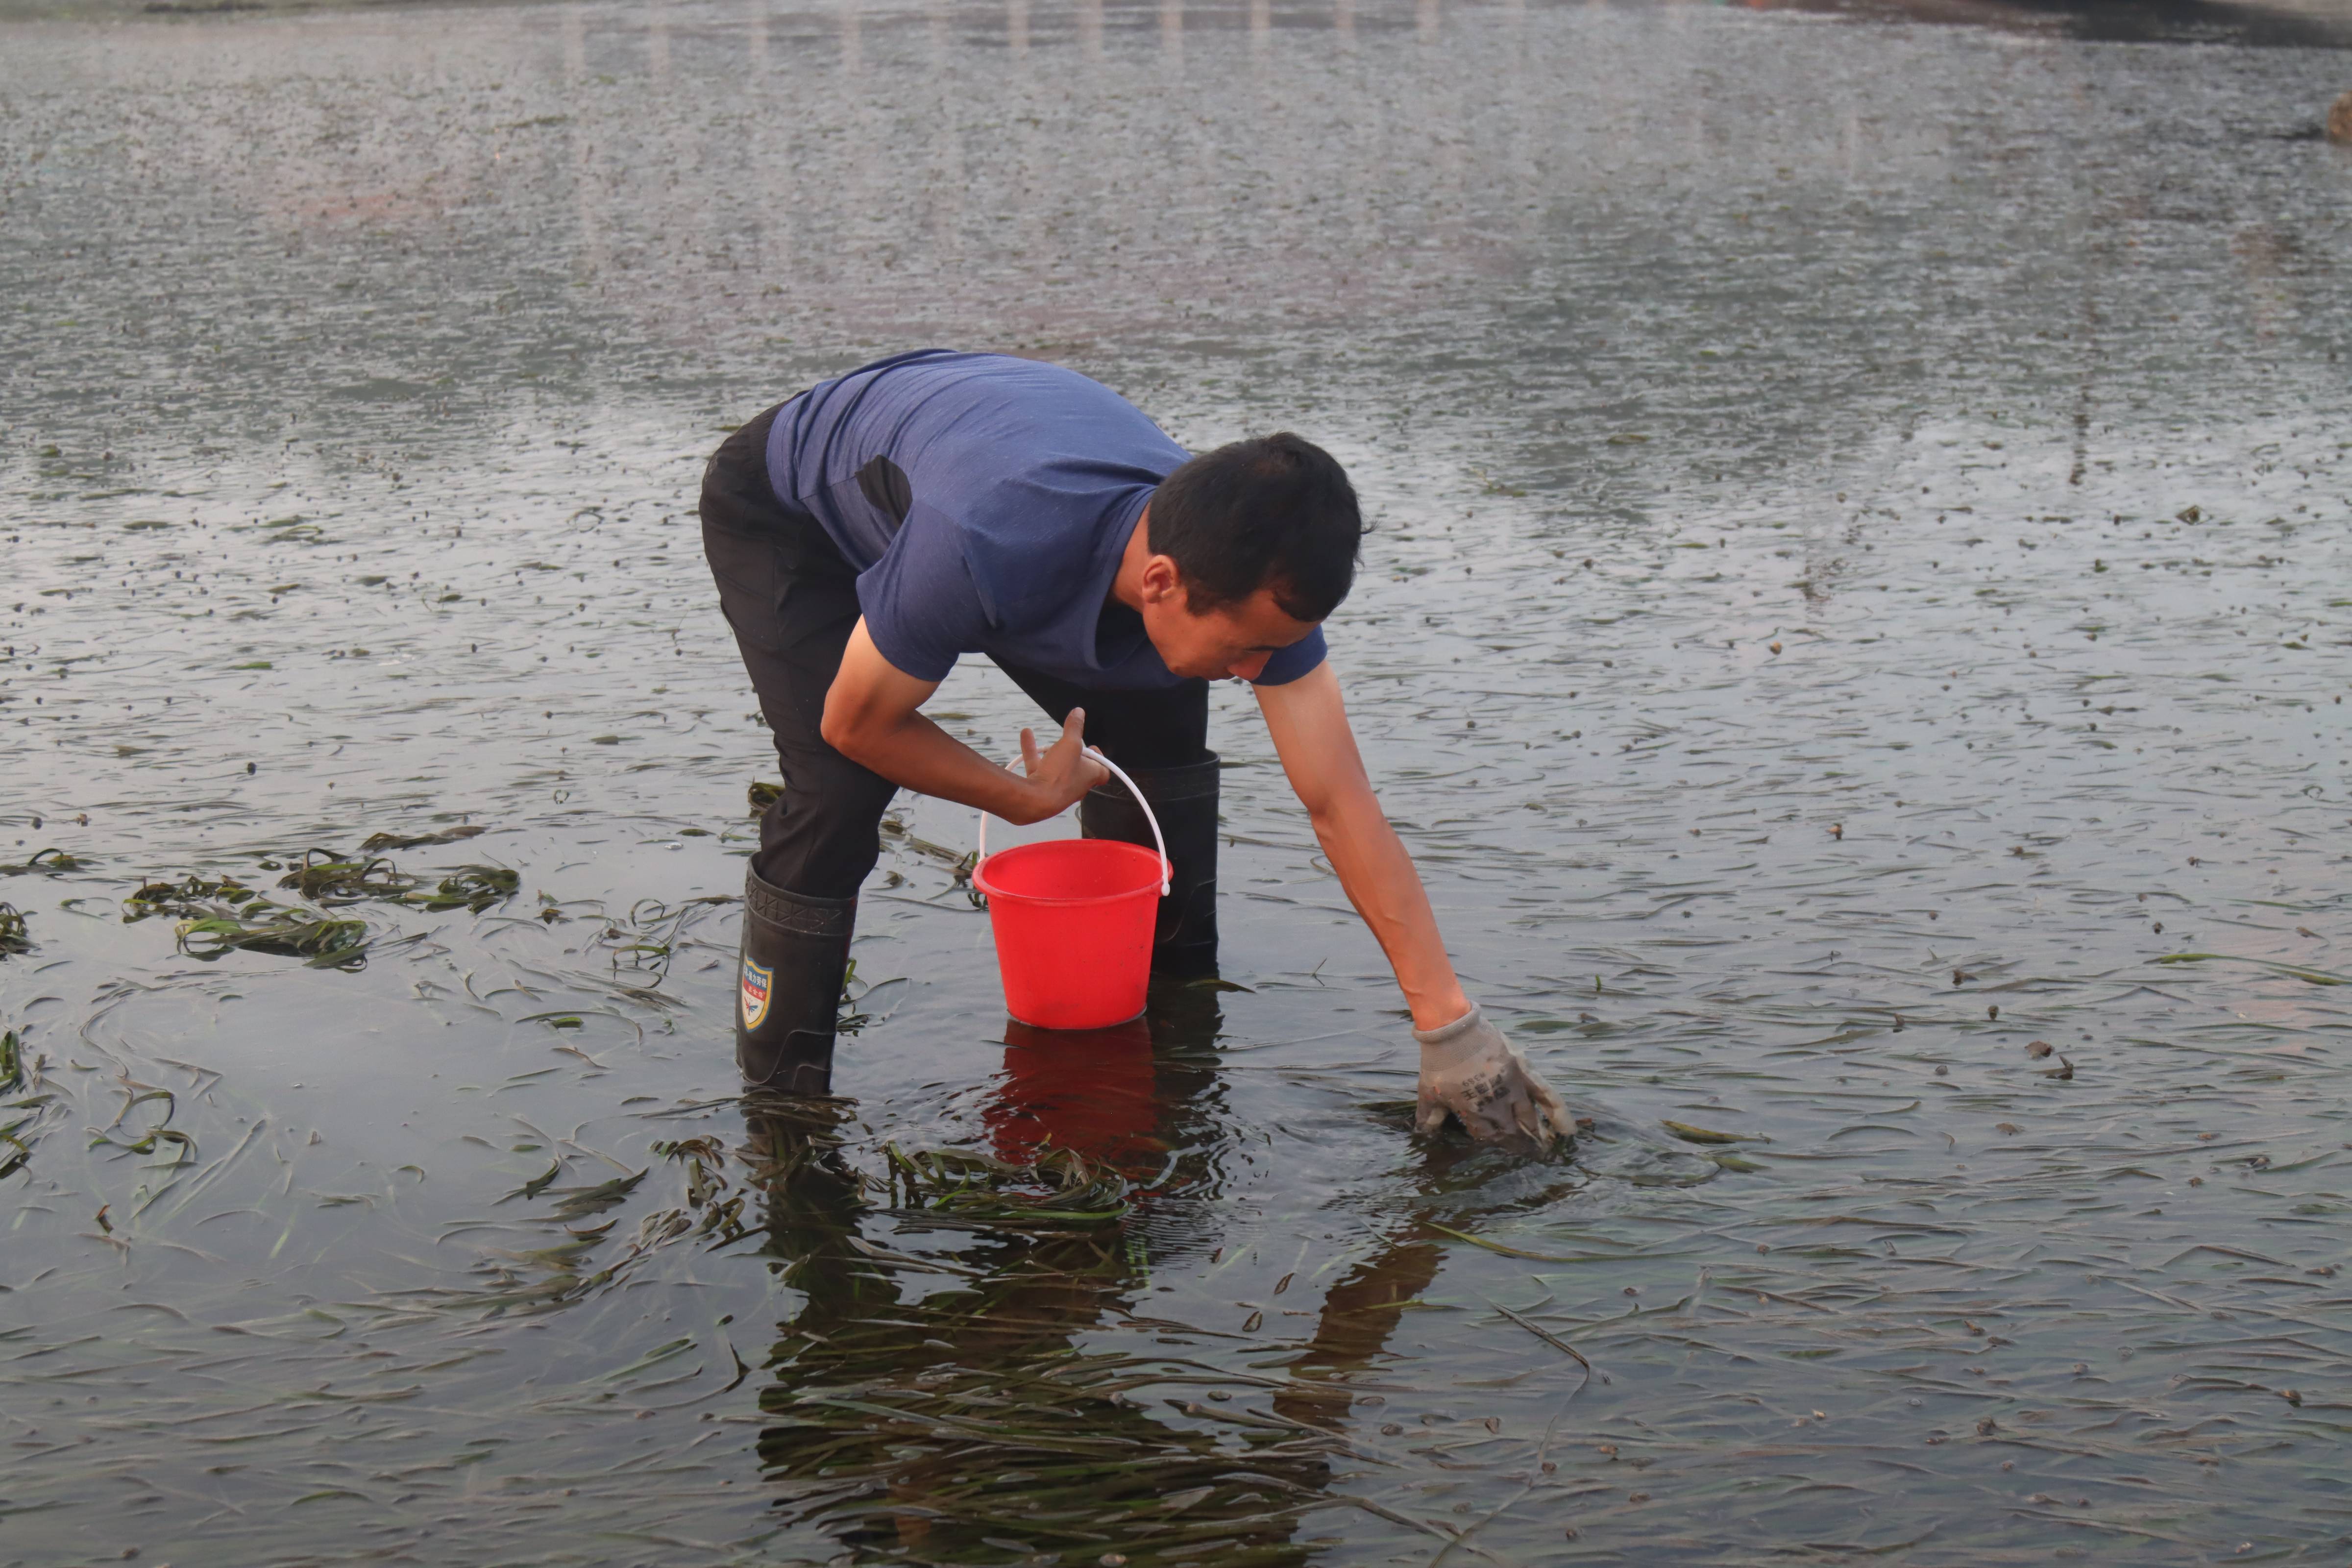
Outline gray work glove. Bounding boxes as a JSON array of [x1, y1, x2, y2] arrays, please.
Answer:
[[1413, 1004, 1570, 1148]]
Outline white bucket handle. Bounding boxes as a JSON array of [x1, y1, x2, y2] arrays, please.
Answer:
[[975, 745, 1171, 897]]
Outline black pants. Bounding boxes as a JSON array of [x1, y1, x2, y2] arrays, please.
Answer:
[[701, 405, 1211, 901]]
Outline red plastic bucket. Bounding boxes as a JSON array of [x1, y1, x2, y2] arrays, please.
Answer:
[[972, 750, 1170, 1030]]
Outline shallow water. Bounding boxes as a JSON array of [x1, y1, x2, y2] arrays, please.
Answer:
[[5, 0, 2352, 1563]]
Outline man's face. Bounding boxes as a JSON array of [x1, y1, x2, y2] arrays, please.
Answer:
[[1142, 577, 1322, 682]]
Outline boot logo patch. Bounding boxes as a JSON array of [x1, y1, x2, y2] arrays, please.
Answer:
[[740, 959, 773, 1031]]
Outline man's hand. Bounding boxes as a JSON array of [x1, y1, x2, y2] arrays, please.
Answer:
[[1015, 710, 1110, 823], [1413, 1004, 1570, 1150]]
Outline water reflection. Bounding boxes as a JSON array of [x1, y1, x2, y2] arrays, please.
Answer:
[[1268, 1238, 1443, 1434], [743, 988, 1370, 1566], [739, 980, 1614, 1564], [988, 1015, 1179, 1171]]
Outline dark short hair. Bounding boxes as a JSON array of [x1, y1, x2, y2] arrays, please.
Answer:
[[1148, 433, 1361, 622]]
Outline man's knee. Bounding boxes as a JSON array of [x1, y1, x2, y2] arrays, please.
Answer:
[[791, 745, 898, 819], [754, 745, 897, 897]]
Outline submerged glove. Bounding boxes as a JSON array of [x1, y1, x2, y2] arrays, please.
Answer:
[[1413, 1004, 1570, 1148]]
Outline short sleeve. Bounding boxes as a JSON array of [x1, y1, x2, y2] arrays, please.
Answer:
[[1248, 626, 1327, 687], [855, 501, 990, 683]]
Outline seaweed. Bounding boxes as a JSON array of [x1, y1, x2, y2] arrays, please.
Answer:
[[132, 856, 514, 941], [0, 847, 84, 876], [129, 872, 378, 964], [359, 824, 487, 852], [1660, 1119, 1766, 1146], [0, 903, 27, 958], [404, 864, 518, 913], [176, 903, 371, 968], [653, 1134, 748, 1236], [278, 849, 416, 904], [88, 1125, 197, 1167], [2155, 952, 2346, 987], [883, 1142, 1135, 1228], [271, 851, 514, 913], [591, 893, 732, 986], [123, 872, 268, 920]]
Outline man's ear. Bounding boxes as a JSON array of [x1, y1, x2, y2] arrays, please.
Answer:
[[1138, 553, 1183, 606]]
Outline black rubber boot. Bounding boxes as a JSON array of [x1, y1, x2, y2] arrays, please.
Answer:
[[736, 866, 855, 1095], [1079, 752, 1220, 979]]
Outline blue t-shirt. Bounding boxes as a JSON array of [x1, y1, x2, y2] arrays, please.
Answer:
[[763, 349, 1327, 690]]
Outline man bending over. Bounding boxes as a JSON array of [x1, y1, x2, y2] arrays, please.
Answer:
[[699, 349, 1564, 1148]]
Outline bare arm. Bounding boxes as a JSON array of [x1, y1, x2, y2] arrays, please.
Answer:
[[1254, 661, 1470, 1032], [820, 618, 1105, 825]]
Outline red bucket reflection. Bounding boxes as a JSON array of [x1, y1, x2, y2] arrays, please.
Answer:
[[983, 1017, 1164, 1174]]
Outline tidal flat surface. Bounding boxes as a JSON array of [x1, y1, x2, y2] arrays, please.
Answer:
[[4, 1, 2352, 1563]]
